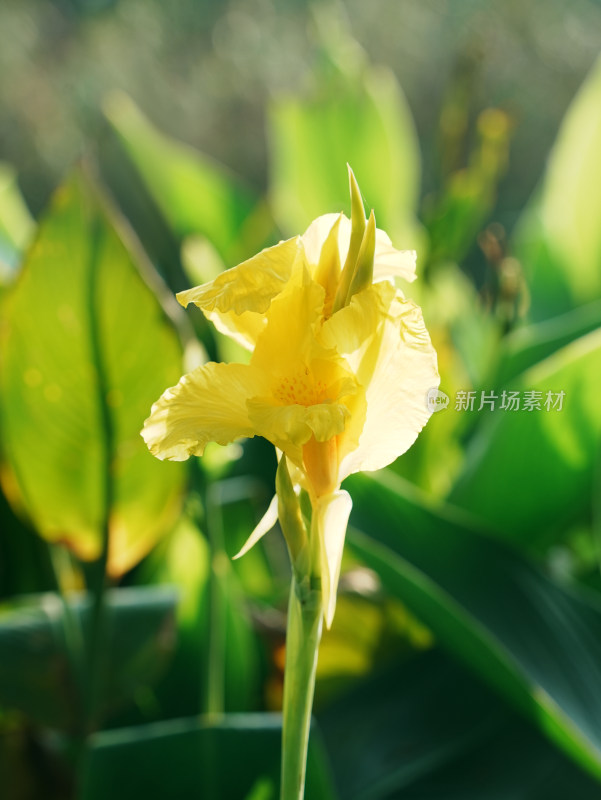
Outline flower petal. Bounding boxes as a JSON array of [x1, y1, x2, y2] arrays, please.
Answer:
[[319, 281, 395, 373], [321, 283, 439, 477], [142, 362, 268, 461], [177, 236, 303, 350], [247, 398, 349, 467], [251, 272, 327, 375], [345, 299, 438, 476], [314, 490, 353, 629], [302, 213, 350, 267], [302, 213, 416, 284], [199, 308, 267, 352], [233, 493, 278, 559], [373, 229, 417, 284]]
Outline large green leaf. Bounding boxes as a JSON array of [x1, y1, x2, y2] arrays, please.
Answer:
[[268, 9, 420, 246], [450, 327, 601, 550], [514, 54, 601, 321], [346, 471, 601, 783], [80, 713, 336, 800], [0, 586, 177, 731], [104, 92, 271, 265], [0, 168, 185, 575], [490, 299, 601, 389], [320, 649, 601, 799]]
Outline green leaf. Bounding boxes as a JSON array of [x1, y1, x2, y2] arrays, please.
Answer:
[[514, 54, 601, 321], [346, 471, 601, 783], [0, 168, 185, 575], [320, 649, 601, 799], [490, 298, 601, 389], [80, 714, 337, 800], [104, 92, 271, 264], [450, 327, 601, 551], [0, 586, 177, 730], [268, 9, 420, 246]]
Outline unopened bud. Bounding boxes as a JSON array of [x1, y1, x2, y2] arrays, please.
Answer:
[[333, 165, 366, 313], [347, 209, 376, 300], [276, 455, 308, 566]]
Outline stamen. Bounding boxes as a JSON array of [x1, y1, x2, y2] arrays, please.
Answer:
[[273, 371, 328, 407]]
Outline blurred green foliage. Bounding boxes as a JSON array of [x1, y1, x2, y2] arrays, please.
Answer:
[[1, 2, 601, 799]]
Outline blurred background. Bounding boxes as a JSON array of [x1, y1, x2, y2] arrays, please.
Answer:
[[1, 1, 601, 798]]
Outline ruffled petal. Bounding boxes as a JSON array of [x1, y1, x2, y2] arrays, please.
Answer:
[[199, 307, 267, 352], [142, 362, 268, 461], [177, 236, 303, 350], [247, 398, 349, 468], [314, 490, 353, 629], [320, 283, 439, 477], [373, 229, 417, 284], [320, 281, 396, 369], [233, 494, 278, 559]]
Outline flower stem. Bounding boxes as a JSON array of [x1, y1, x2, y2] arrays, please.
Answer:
[[280, 576, 322, 800]]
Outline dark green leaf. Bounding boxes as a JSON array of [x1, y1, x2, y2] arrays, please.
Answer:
[[0, 587, 177, 731], [490, 299, 601, 388], [346, 471, 601, 783], [320, 649, 601, 800], [80, 713, 336, 800]]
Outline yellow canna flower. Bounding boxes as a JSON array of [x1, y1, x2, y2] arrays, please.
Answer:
[[143, 166, 439, 627]]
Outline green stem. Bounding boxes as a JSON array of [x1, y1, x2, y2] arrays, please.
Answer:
[[280, 576, 323, 800]]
